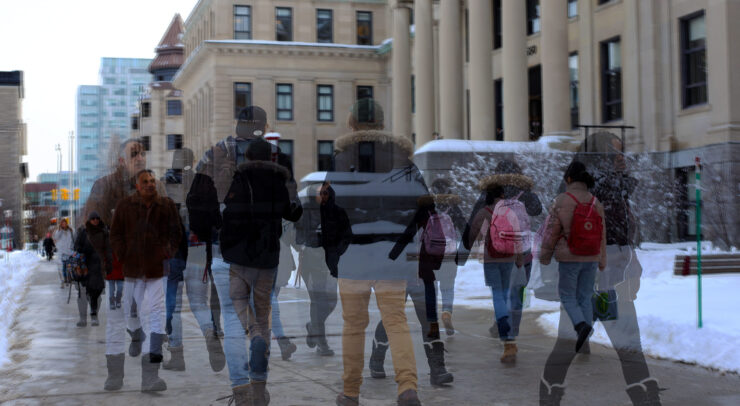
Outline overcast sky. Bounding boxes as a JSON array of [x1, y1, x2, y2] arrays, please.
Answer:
[[0, 0, 195, 179]]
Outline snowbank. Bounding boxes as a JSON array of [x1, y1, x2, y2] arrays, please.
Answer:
[[0, 251, 40, 367]]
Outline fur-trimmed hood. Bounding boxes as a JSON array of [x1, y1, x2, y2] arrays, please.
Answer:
[[417, 193, 462, 207], [237, 160, 290, 180], [334, 130, 415, 159], [478, 173, 534, 191]]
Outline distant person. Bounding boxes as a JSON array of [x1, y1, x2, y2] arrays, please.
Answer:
[[42, 233, 55, 261], [53, 219, 75, 287], [110, 169, 181, 392], [72, 211, 112, 327]]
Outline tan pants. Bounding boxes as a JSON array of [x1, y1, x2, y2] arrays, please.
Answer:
[[338, 278, 417, 397]]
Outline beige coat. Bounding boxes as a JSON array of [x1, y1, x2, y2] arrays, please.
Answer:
[[539, 182, 607, 269]]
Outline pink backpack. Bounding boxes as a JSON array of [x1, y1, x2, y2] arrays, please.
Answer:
[[422, 210, 458, 258], [486, 193, 531, 257]]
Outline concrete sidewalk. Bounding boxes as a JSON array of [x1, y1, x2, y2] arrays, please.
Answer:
[[1, 258, 739, 405]]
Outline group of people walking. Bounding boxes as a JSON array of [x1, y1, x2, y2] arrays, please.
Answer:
[[56, 99, 660, 406]]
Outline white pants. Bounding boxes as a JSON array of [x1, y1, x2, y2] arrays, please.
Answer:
[[123, 277, 166, 355]]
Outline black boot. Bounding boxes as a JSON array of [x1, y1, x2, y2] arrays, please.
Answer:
[[626, 378, 664, 406], [277, 336, 297, 360], [539, 377, 565, 406], [574, 322, 593, 353], [103, 353, 125, 391], [369, 338, 388, 379], [305, 322, 318, 349], [141, 353, 167, 392], [127, 328, 145, 357], [425, 340, 453, 386]]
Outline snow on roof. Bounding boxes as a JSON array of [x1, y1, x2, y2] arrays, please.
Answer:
[[414, 139, 566, 155], [206, 38, 393, 52]]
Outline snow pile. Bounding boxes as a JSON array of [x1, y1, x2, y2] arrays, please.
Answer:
[[0, 251, 40, 367]]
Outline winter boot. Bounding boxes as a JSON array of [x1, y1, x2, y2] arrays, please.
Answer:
[[103, 353, 125, 391], [574, 322, 593, 353], [500, 342, 518, 364], [425, 340, 453, 386], [305, 322, 318, 349], [626, 378, 664, 406], [316, 335, 335, 356], [162, 345, 185, 371], [149, 332, 166, 363], [427, 322, 440, 340], [127, 328, 145, 357], [140, 353, 167, 392], [397, 389, 422, 406], [231, 383, 252, 406], [91, 314, 99, 326], [76, 294, 87, 327], [369, 337, 388, 379], [251, 381, 269, 406], [539, 377, 565, 406], [205, 328, 226, 372], [335, 393, 360, 406], [441, 311, 455, 336], [277, 336, 297, 360]]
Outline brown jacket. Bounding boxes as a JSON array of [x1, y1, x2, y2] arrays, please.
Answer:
[[110, 193, 182, 279], [84, 166, 168, 226], [539, 182, 607, 269]]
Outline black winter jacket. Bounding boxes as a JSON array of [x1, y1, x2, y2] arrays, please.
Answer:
[[74, 221, 112, 292]]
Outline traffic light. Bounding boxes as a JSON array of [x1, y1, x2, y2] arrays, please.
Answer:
[[73, 188, 80, 201], [61, 188, 69, 201], [51, 189, 57, 201]]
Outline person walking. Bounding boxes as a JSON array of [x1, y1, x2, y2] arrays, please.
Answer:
[[72, 211, 112, 327], [53, 218, 75, 288]]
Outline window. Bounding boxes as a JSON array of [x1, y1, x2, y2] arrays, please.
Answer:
[[167, 100, 182, 116], [465, 8, 469, 62], [114, 88, 126, 96], [234, 82, 252, 119], [494, 0, 502, 49], [141, 136, 151, 151], [528, 65, 542, 140], [276, 7, 293, 41], [356, 86, 373, 101], [317, 9, 333, 43], [317, 85, 334, 121], [494, 79, 503, 140], [167, 134, 183, 150], [568, 0, 578, 18], [601, 37, 622, 122], [234, 5, 252, 39], [131, 116, 139, 130], [165, 169, 183, 184], [356, 11, 372, 45], [276, 84, 293, 121], [278, 140, 294, 175], [318, 141, 335, 171], [142, 102, 151, 117], [358, 141, 375, 172], [411, 75, 415, 113], [598, 0, 612, 5], [681, 11, 707, 108], [569, 52, 579, 128], [526, 0, 540, 36]]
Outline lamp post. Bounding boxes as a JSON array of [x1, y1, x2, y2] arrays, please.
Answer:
[[55, 144, 61, 219]]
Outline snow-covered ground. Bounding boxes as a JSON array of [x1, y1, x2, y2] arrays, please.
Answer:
[[453, 242, 740, 374], [0, 250, 41, 367]]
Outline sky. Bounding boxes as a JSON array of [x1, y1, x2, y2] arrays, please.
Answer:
[[0, 0, 196, 179]]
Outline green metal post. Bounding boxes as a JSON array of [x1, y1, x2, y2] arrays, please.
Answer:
[[695, 157, 702, 328]]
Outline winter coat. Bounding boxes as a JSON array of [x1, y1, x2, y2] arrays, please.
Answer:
[[461, 173, 541, 264], [539, 181, 607, 269], [42, 237, 55, 253], [74, 220, 112, 291], [592, 171, 638, 246], [319, 130, 429, 281], [52, 228, 75, 257], [220, 160, 302, 269], [110, 193, 182, 279], [318, 185, 352, 277]]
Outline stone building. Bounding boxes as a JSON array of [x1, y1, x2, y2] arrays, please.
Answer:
[[0, 70, 28, 248]]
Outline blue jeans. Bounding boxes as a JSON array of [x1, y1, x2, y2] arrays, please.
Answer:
[[509, 262, 532, 338], [107, 280, 123, 302], [212, 258, 250, 387], [166, 258, 186, 346], [484, 262, 514, 340], [558, 261, 598, 328], [271, 286, 285, 338]]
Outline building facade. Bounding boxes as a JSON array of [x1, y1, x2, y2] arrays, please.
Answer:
[[0, 70, 28, 248], [76, 58, 152, 205]]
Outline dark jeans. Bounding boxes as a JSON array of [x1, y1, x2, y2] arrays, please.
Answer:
[[509, 262, 532, 338], [166, 258, 187, 338]]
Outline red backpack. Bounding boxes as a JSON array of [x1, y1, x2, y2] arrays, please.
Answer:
[[565, 192, 603, 256]]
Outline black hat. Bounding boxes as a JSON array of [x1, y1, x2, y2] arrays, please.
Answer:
[[88, 211, 101, 220]]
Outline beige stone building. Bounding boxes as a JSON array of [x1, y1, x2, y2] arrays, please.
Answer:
[[0, 71, 28, 248]]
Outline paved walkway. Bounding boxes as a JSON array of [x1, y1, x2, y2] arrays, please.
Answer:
[[1, 258, 739, 405]]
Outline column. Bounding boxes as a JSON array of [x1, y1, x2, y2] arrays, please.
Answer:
[[468, 0, 494, 140], [541, 0, 572, 138], [502, 0, 529, 142], [439, 0, 463, 139], [578, 0, 595, 126], [392, 1, 412, 139], [414, 0, 435, 147]]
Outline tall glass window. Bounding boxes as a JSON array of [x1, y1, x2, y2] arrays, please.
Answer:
[[167, 134, 183, 150], [317, 141, 335, 171], [234, 5, 252, 39], [494, 79, 503, 140], [356, 85, 373, 101], [234, 82, 252, 119], [167, 100, 182, 116], [568, 0, 578, 18], [569, 53, 579, 128], [601, 37, 622, 122], [317, 9, 333, 43], [356, 11, 373, 45], [526, 0, 540, 36], [276, 7, 293, 41], [317, 85, 334, 122], [358, 141, 375, 172], [494, 0, 502, 49], [278, 140, 294, 174], [276, 84, 293, 121], [681, 11, 707, 108]]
